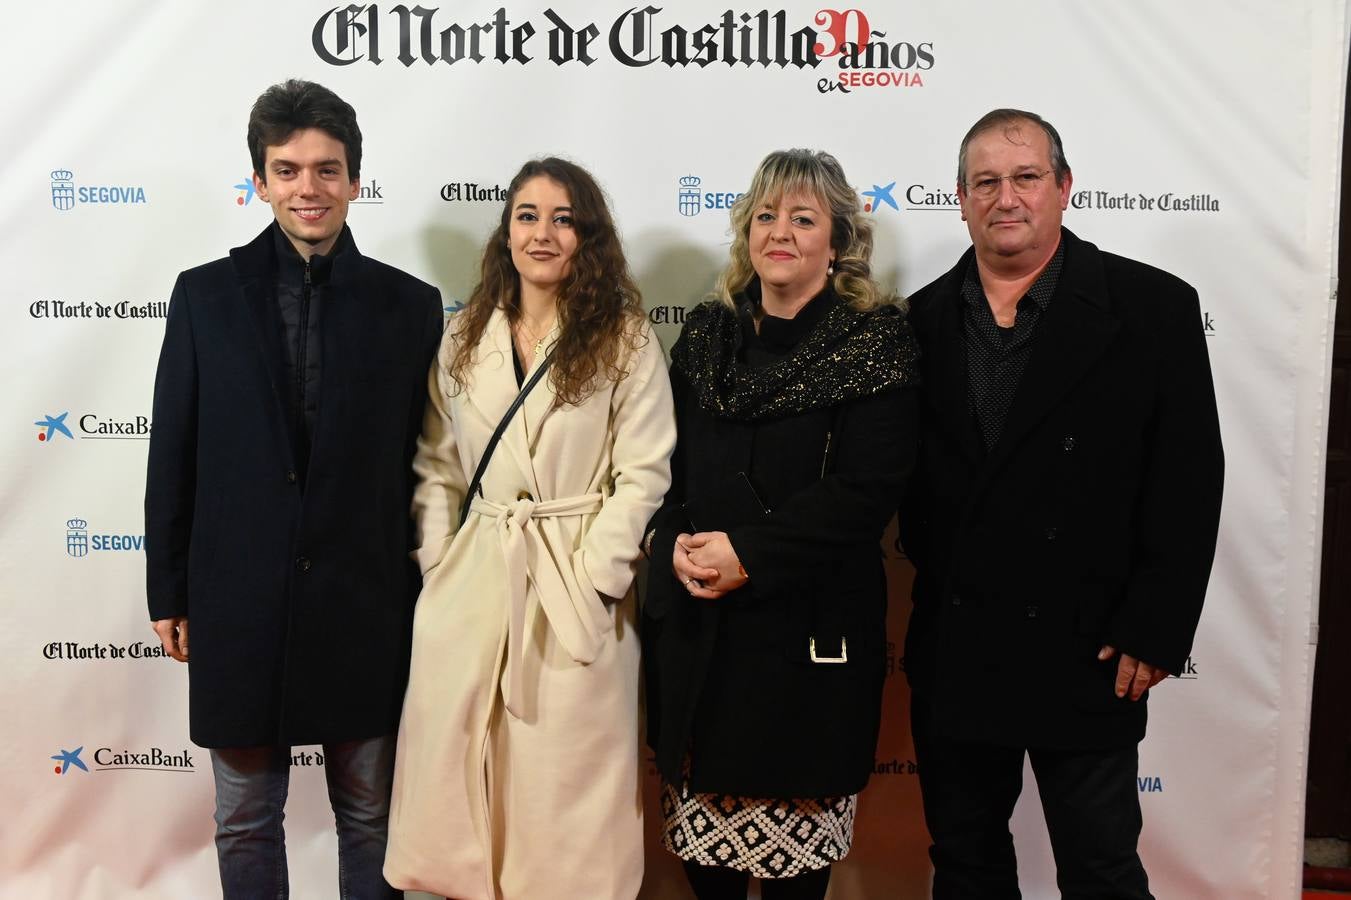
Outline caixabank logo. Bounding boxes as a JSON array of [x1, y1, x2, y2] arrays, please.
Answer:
[[34, 412, 152, 444], [233, 178, 257, 206], [311, 6, 933, 97], [861, 181, 898, 214], [901, 183, 961, 212], [49, 169, 148, 211], [354, 179, 385, 204], [49, 744, 195, 775], [65, 517, 145, 558], [51, 747, 88, 774], [35, 412, 73, 443], [236, 176, 384, 205], [1171, 656, 1198, 680]]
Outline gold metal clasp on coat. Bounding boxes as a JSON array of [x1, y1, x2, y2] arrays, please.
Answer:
[[809, 637, 848, 664]]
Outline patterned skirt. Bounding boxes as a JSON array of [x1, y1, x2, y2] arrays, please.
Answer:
[[660, 779, 857, 879]]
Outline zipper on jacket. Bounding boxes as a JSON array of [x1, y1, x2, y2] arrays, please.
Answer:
[[297, 262, 311, 414], [820, 430, 833, 478]]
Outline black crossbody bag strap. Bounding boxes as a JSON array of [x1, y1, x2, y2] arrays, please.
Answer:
[[458, 350, 555, 526]]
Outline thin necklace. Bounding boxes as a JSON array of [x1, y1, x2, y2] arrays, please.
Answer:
[[516, 315, 555, 359]]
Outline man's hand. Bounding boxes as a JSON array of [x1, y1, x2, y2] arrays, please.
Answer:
[[1099, 645, 1168, 701], [152, 617, 189, 663]]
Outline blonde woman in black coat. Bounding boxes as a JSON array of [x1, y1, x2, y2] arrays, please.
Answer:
[[642, 149, 919, 900]]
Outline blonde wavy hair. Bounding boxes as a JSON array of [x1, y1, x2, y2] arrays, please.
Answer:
[[713, 149, 894, 313]]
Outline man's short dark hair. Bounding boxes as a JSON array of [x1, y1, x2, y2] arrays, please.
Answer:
[[958, 108, 1070, 188], [247, 79, 362, 181]]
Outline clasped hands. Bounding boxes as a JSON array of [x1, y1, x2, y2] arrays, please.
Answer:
[[672, 531, 747, 600], [669, 535, 1170, 698]]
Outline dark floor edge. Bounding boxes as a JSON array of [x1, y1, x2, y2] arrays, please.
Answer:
[[1307, 865, 1351, 890]]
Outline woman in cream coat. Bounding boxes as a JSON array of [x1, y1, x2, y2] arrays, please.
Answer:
[[384, 158, 675, 900]]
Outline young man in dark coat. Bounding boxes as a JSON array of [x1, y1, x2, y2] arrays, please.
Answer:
[[144, 80, 442, 899], [899, 109, 1224, 898]]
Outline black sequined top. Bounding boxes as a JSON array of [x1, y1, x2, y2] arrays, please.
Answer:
[[670, 280, 919, 422]]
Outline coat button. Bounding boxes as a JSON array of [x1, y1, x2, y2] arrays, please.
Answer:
[[1025, 604, 1039, 619], [1063, 436, 1076, 451], [951, 595, 962, 607], [295, 556, 311, 573], [517, 490, 533, 501], [1045, 527, 1058, 541], [285, 470, 297, 484]]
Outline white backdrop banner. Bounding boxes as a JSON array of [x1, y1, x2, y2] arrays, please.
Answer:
[[1, 2, 1345, 898]]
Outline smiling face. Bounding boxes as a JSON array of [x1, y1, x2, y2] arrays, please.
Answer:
[[957, 122, 1071, 269], [508, 175, 579, 300], [253, 127, 359, 259], [748, 190, 834, 306]]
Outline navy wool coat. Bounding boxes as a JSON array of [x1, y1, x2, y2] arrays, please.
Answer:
[[145, 225, 443, 748]]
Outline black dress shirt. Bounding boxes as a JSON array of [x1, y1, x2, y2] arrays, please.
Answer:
[[961, 240, 1065, 449]]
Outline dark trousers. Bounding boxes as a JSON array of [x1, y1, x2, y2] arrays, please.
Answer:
[[912, 697, 1153, 900]]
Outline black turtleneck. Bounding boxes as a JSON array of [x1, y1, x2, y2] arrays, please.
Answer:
[[737, 277, 835, 370], [272, 222, 350, 485], [729, 279, 840, 505]]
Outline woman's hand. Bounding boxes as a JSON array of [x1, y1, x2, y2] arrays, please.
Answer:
[[682, 531, 749, 597], [672, 532, 728, 600]]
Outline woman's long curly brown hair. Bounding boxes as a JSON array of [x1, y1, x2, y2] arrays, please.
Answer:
[[444, 157, 646, 406]]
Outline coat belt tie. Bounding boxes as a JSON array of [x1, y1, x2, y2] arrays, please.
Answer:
[[468, 492, 608, 719]]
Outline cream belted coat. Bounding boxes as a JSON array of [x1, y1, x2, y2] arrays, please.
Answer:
[[384, 308, 675, 900]]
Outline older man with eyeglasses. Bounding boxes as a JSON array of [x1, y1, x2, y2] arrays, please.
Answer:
[[898, 108, 1225, 899]]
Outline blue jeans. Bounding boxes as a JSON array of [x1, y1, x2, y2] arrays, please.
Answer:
[[209, 735, 400, 900]]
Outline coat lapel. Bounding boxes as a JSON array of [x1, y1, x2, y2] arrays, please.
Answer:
[[229, 226, 291, 458], [519, 325, 561, 450], [308, 229, 366, 477], [463, 308, 538, 494], [918, 251, 982, 465], [973, 230, 1120, 491]]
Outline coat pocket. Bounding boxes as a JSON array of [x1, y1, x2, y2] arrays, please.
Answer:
[[187, 488, 223, 580], [1073, 582, 1124, 639], [570, 546, 618, 643]]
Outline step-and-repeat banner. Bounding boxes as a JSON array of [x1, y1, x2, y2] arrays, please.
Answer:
[[1, 2, 1346, 897]]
